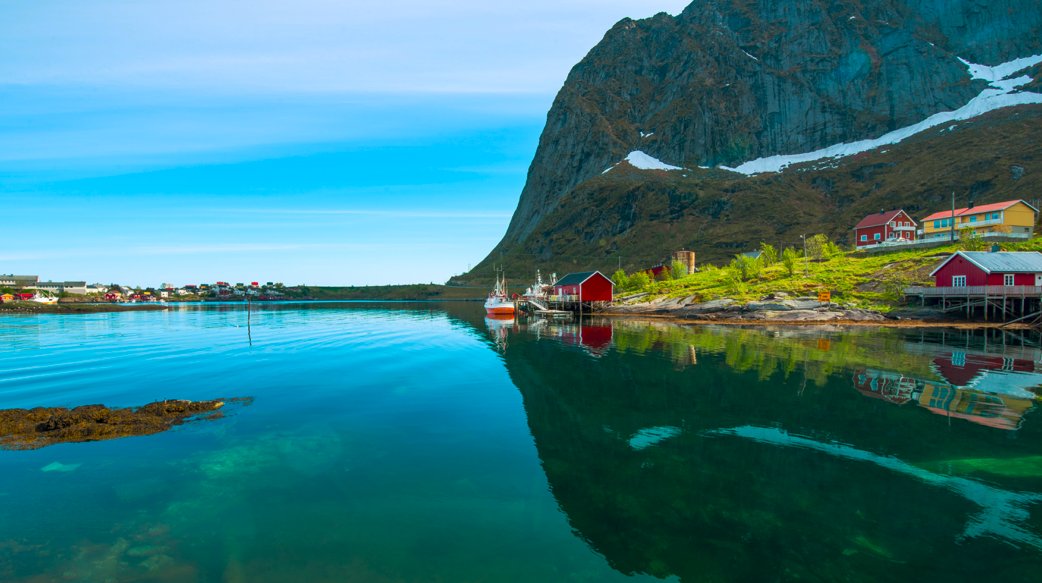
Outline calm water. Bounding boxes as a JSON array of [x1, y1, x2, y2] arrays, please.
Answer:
[[1, 303, 1041, 582]]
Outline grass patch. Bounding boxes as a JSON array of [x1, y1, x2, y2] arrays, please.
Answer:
[[616, 239, 1003, 311]]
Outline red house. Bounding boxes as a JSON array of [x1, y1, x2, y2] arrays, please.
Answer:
[[853, 209, 917, 247], [930, 251, 1042, 288], [552, 271, 614, 303]]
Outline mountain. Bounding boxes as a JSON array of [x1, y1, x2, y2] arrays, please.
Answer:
[[454, 0, 1042, 283]]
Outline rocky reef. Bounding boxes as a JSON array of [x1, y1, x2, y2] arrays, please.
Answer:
[[0, 398, 250, 450]]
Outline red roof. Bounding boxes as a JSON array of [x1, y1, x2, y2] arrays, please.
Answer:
[[854, 209, 912, 230], [922, 199, 1036, 222]]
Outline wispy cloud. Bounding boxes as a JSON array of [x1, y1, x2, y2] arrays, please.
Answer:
[[0, 242, 398, 262], [231, 208, 513, 219], [0, 1, 691, 95]]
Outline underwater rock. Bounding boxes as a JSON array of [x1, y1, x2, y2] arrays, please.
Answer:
[[40, 461, 82, 473], [0, 398, 251, 450]]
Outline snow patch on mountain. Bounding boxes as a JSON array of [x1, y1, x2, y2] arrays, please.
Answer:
[[604, 150, 683, 173], [720, 54, 1042, 176]]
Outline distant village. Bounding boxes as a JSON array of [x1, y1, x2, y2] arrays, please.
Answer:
[[0, 276, 294, 303]]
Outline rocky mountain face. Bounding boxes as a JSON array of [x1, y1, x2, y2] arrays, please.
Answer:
[[459, 0, 1042, 282]]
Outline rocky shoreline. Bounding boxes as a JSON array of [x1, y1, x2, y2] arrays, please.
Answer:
[[606, 292, 888, 322], [0, 302, 168, 314], [600, 292, 1025, 328]]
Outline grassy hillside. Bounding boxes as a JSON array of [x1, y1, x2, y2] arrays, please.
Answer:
[[455, 105, 1042, 285], [618, 237, 1042, 312]]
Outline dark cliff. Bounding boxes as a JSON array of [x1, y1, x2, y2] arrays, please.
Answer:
[[458, 0, 1042, 282]]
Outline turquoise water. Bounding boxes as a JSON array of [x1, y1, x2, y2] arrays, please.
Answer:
[[1, 303, 1041, 581]]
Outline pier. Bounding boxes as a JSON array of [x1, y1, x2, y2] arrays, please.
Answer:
[[517, 297, 574, 319], [904, 285, 1042, 323]]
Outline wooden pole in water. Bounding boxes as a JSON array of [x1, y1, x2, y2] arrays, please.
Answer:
[[246, 294, 252, 346]]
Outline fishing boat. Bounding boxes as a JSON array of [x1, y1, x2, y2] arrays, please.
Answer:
[[484, 274, 516, 316], [30, 295, 58, 305]]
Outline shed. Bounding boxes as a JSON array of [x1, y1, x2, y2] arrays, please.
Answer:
[[930, 251, 1042, 288], [552, 271, 614, 303]]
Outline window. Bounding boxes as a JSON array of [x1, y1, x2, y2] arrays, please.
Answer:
[[934, 220, 940, 229], [874, 233, 881, 240], [952, 275, 967, 287], [860, 234, 867, 242], [1004, 274, 1015, 286], [970, 215, 978, 223]]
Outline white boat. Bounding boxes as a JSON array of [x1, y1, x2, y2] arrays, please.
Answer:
[[522, 269, 553, 300], [30, 295, 58, 305], [484, 274, 516, 316]]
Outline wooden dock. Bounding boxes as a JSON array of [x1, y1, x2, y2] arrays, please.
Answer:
[[904, 285, 1042, 322], [518, 298, 575, 319]]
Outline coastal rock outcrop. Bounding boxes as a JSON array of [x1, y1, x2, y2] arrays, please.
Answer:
[[608, 296, 887, 322], [0, 398, 251, 450]]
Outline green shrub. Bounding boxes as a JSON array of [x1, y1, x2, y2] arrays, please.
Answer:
[[670, 259, 688, 279], [759, 242, 778, 266], [611, 269, 629, 289], [781, 247, 800, 276]]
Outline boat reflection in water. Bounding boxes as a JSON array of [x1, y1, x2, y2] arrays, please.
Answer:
[[481, 318, 1042, 581], [483, 314, 516, 352]]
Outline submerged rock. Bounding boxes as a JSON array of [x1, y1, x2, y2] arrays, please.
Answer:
[[0, 398, 251, 450]]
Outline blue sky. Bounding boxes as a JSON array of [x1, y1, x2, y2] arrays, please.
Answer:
[[1, 1, 690, 286]]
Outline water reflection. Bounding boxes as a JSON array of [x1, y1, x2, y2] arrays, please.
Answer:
[[482, 316, 1042, 580]]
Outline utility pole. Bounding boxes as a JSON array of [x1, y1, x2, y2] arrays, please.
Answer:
[[801, 234, 809, 275]]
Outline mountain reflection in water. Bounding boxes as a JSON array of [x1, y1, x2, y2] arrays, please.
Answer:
[[485, 317, 1042, 581]]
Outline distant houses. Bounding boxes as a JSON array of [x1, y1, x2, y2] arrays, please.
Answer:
[[853, 209, 917, 247], [854, 199, 1038, 249], [921, 199, 1037, 241], [0, 275, 40, 288]]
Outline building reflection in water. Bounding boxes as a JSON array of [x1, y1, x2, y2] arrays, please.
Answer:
[[478, 316, 1042, 581], [855, 347, 1040, 431]]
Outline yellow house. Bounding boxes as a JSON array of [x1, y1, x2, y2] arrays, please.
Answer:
[[0, 293, 13, 303], [921, 199, 1037, 240]]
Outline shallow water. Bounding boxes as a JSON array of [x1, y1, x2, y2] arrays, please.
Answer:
[[1, 303, 1041, 581]]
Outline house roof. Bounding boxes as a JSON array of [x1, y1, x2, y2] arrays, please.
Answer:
[[854, 209, 913, 230], [922, 199, 1037, 222], [553, 271, 611, 287], [929, 251, 1042, 276]]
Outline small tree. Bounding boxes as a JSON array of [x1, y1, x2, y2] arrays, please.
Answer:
[[823, 239, 842, 260], [726, 266, 747, 294], [805, 234, 830, 260], [670, 259, 688, 279], [729, 254, 760, 281], [611, 269, 629, 289], [628, 271, 651, 291], [759, 242, 778, 266], [782, 247, 799, 277], [960, 228, 985, 251]]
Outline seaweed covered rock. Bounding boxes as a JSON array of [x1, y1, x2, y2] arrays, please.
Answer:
[[0, 398, 251, 450]]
